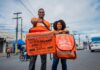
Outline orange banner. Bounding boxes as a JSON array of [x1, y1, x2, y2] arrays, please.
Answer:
[[26, 31, 56, 56]]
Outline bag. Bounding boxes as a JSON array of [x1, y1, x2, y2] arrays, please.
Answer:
[[55, 34, 77, 59]]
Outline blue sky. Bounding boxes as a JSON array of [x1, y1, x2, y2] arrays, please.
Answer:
[[0, 0, 100, 37]]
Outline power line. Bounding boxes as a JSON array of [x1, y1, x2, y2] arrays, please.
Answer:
[[25, 0, 35, 13], [19, 0, 35, 16], [0, 28, 15, 30]]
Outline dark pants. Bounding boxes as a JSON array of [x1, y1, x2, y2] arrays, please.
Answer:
[[7, 52, 10, 58], [29, 54, 47, 70], [52, 56, 67, 70]]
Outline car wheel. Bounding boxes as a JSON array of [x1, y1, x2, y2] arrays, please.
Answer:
[[91, 50, 95, 52]]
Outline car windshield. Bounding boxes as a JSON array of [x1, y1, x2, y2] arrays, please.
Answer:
[[91, 37, 100, 43], [92, 41, 100, 44]]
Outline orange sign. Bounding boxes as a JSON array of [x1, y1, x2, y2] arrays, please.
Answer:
[[26, 31, 56, 56]]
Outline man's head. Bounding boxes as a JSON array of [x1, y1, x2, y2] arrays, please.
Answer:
[[38, 8, 45, 19]]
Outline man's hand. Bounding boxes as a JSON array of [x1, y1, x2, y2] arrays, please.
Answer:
[[31, 19, 43, 27], [37, 19, 43, 23], [31, 20, 37, 24], [31, 19, 43, 24]]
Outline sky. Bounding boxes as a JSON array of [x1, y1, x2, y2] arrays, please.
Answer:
[[0, 0, 100, 38]]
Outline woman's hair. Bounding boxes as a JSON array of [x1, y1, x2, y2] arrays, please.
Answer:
[[53, 19, 66, 30]]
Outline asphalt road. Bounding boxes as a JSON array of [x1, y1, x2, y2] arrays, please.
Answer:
[[0, 49, 100, 70]]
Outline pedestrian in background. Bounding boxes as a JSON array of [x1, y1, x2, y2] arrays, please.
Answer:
[[6, 42, 11, 58]]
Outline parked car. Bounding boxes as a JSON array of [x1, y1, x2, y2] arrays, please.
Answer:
[[89, 37, 100, 52]]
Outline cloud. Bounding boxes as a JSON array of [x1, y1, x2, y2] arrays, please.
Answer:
[[0, 0, 100, 37]]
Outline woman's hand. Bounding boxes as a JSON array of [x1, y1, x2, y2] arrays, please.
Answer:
[[53, 31, 59, 34], [58, 30, 63, 34]]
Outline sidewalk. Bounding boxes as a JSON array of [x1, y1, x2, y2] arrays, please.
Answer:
[[0, 53, 17, 57], [0, 53, 6, 57]]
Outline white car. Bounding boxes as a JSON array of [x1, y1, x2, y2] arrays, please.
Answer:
[[89, 42, 100, 52], [89, 37, 100, 52]]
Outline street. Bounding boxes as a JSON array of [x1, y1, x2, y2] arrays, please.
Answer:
[[0, 49, 100, 70]]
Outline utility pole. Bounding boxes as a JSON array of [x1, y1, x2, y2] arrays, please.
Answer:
[[13, 12, 22, 46], [20, 17, 23, 40], [78, 34, 80, 46], [86, 35, 89, 49]]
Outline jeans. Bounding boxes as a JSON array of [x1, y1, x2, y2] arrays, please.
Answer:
[[24, 54, 27, 61], [52, 56, 67, 70], [29, 54, 47, 70]]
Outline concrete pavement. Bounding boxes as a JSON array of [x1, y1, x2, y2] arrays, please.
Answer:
[[0, 49, 100, 70]]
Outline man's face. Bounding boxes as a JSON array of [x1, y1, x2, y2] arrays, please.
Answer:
[[38, 9, 45, 18]]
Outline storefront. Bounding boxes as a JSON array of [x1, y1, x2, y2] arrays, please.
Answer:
[[0, 38, 6, 53]]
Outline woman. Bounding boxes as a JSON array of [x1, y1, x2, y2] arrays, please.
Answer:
[[52, 20, 69, 70]]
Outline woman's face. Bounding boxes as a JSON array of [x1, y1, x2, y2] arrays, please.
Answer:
[[57, 22, 62, 30]]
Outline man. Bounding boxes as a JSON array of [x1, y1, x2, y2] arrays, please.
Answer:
[[29, 8, 50, 70]]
